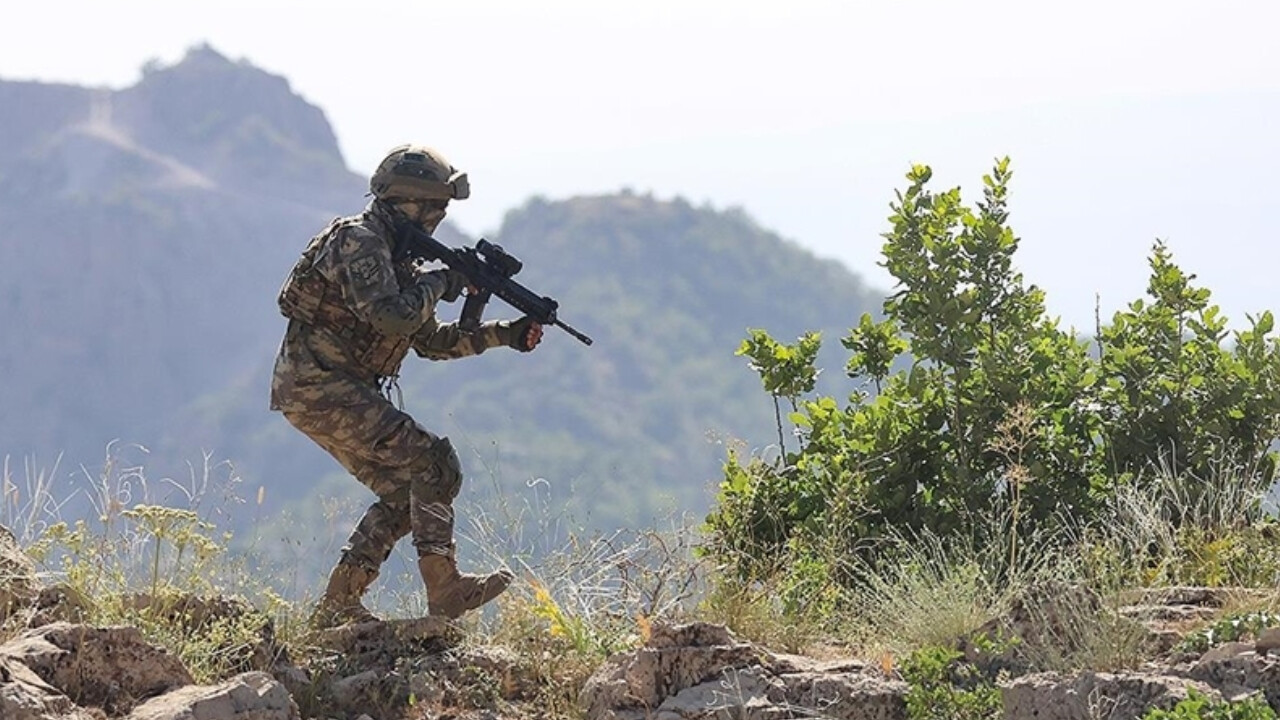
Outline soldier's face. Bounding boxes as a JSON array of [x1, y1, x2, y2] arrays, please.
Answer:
[[397, 200, 448, 234]]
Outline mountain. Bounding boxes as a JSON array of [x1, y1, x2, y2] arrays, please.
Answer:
[[0, 45, 883, 538]]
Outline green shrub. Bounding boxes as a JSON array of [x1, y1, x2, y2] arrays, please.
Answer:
[[1176, 611, 1280, 655], [1143, 689, 1276, 719], [900, 645, 1002, 720], [706, 159, 1280, 587]]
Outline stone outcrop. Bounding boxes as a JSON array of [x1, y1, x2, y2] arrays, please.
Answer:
[[127, 671, 297, 720], [580, 622, 908, 720], [0, 623, 296, 720], [2, 623, 194, 714], [1002, 671, 1218, 720], [1178, 647, 1280, 706], [297, 618, 513, 719], [0, 654, 97, 720]]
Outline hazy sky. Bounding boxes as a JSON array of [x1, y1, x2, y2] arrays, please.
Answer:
[[3, 0, 1278, 330]]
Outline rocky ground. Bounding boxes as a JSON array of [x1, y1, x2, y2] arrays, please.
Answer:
[[7, 525, 1280, 720]]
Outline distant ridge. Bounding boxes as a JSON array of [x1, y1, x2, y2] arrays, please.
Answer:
[[0, 45, 882, 537]]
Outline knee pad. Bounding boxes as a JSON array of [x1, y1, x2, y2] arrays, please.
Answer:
[[429, 436, 463, 501]]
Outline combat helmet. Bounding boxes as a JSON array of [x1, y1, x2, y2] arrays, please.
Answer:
[[369, 144, 470, 202]]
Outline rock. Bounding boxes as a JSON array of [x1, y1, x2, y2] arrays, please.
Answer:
[[127, 671, 298, 720], [581, 622, 762, 717], [1118, 604, 1219, 623], [773, 669, 906, 720], [1181, 650, 1280, 705], [581, 621, 907, 720], [329, 670, 383, 709], [1199, 642, 1255, 664], [1256, 627, 1280, 655], [1118, 587, 1268, 608], [29, 584, 92, 627], [297, 621, 489, 719], [1001, 671, 1217, 720], [647, 666, 777, 720], [403, 645, 530, 713], [310, 617, 458, 659], [449, 646, 525, 701], [0, 622, 193, 714], [0, 655, 97, 720], [0, 524, 39, 618]]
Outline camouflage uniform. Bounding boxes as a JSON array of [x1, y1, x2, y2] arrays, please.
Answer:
[[271, 199, 521, 622]]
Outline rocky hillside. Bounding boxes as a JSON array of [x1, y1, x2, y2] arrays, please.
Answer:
[[6, 526, 1280, 720]]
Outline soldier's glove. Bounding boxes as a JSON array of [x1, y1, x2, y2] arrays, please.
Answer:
[[502, 316, 543, 352], [422, 268, 468, 303]]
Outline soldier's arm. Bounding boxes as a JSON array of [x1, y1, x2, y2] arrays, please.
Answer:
[[411, 317, 521, 360], [320, 225, 453, 336]]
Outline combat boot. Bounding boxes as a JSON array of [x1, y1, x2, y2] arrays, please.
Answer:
[[309, 562, 380, 629], [417, 553, 513, 619]]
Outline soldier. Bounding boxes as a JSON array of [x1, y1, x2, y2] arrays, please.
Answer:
[[270, 144, 543, 628]]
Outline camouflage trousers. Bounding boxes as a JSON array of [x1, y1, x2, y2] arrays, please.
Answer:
[[281, 382, 463, 572]]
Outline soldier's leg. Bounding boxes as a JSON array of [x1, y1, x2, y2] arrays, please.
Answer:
[[283, 403, 414, 627], [306, 488, 411, 627], [409, 437, 513, 619], [285, 392, 510, 621], [340, 489, 412, 572]]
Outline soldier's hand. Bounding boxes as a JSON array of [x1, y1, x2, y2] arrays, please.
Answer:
[[506, 316, 543, 352], [424, 268, 467, 303]]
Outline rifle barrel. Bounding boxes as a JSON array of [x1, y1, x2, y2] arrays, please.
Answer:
[[557, 320, 594, 346]]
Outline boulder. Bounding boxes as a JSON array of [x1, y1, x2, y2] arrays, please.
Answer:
[[1181, 649, 1280, 705], [0, 655, 96, 720], [581, 622, 763, 717], [127, 671, 297, 720], [581, 622, 907, 720], [29, 584, 92, 627], [310, 617, 458, 660], [1256, 627, 1280, 655], [1001, 671, 1217, 720], [0, 622, 193, 714]]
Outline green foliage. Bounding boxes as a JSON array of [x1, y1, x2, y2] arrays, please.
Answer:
[[1176, 611, 1280, 654], [1143, 690, 1277, 719], [1098, 245, 1280, 489], [738, 330, 823, 451], [706, 159, 1280, 590], [738, 329, 823, 404], [900, 645, 1002, 720]]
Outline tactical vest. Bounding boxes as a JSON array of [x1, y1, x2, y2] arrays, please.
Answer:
[[277, 216, 413, 378]]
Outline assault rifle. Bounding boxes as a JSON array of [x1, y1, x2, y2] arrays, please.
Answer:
[[393, 222, 593, 346]]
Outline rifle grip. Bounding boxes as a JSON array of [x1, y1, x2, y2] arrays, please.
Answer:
[[459, 289, 490, 334]]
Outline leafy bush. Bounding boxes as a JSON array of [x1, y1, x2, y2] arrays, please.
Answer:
[[1143, 690, 1276, 719], [900, 645, 1002, 720], [706, 159, 1280, 586], [1176, 611, 1280, 655]]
